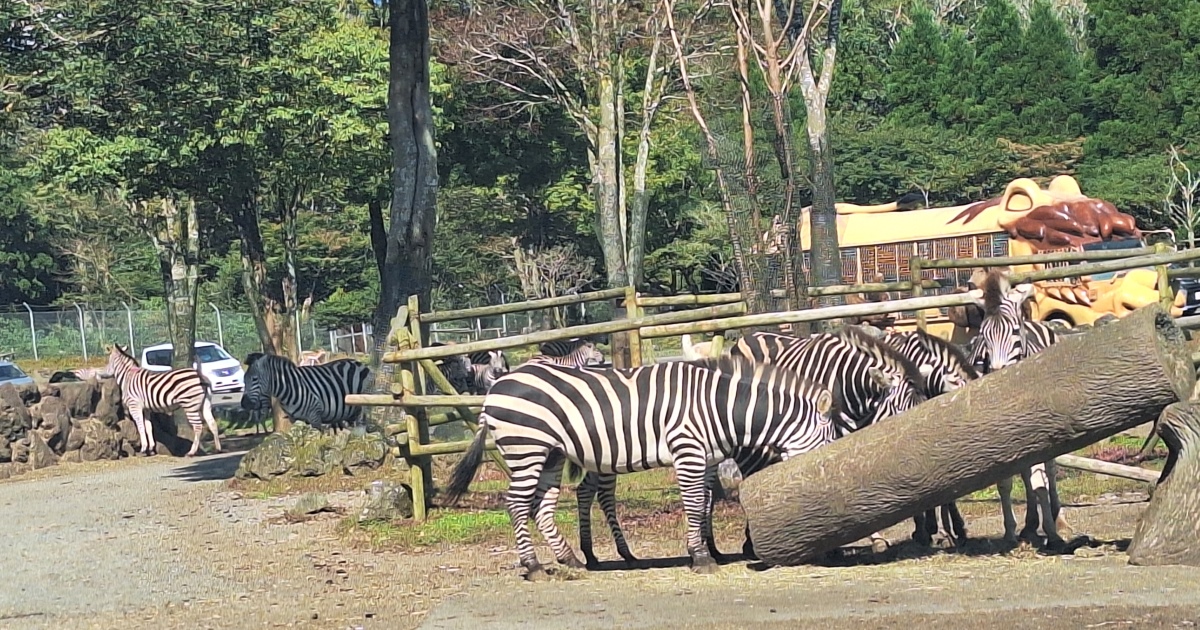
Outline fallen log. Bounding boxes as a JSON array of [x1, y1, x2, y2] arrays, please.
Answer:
[[1127, 402, 1200, 566], [739, 305, 1195, 567]]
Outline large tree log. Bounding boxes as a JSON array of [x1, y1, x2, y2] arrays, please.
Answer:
[[1127, 402, 1200, 566], [739, 305, 1195, 567]]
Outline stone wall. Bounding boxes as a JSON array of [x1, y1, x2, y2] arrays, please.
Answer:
[[0, 378, 192, 479]]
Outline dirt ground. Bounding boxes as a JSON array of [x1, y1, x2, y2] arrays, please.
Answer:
[[2, 444, 1197, 630]]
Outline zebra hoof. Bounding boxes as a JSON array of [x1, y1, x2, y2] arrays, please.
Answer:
[[524, 566, 550, 582], [689, 554, 719, 574], [871, 538, 890, 554], [560, 554, 586, 570]]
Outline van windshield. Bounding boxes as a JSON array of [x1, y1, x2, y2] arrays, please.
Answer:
[[195, 345, 232, 363]]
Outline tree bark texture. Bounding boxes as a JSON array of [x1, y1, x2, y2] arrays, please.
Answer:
[[738, 305, 1195, 567], [232, 195, 277, 356], [1127, 402, 1200, 566], [142, 197, 200, 369]]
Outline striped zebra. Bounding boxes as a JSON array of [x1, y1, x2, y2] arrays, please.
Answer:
[[881, 328, 980, 546], [443, 355, 838, 577], [719, 327, 933, 556], [102, 344, 221, 457], [537, 338, 593, 357], [967, 269, 1067, 548], [240, 353, 372, 432], [523, 340, 604, 368], [578, 326, 935, 565], [465, 350, 510, 394]]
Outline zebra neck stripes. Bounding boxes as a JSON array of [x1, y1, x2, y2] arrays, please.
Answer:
[[241, 353, 372, 431]]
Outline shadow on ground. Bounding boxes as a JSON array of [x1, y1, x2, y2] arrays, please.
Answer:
[[166, 451, 246, 483]]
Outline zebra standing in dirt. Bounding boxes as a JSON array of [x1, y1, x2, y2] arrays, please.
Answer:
[[443, 355, 838, 578], [102, 344, 221, 457], [967, 269, 1067, 548], [240, 353, 372, 432], [882, 327, 980, 546]]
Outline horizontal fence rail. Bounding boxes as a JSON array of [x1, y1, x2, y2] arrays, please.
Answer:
[[420, 287, 627, 323]]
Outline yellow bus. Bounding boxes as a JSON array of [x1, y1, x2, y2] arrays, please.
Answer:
[[797, 175, 1187, 341]]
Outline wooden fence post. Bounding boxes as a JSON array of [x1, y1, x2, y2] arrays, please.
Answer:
[[1156, 241, 1175, 310], [400, 366, 428, 521], [404, 294, 433, 519], [625, 286, 643, 368], [911, 256, 927, 332]]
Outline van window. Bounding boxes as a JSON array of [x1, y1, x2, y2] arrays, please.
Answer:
[[145, 349, 173, 367]]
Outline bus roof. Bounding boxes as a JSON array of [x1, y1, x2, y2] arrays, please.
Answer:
[[798, 200, 1011, 251]]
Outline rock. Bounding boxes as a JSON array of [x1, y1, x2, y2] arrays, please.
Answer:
[[60, 450, 81, 464], [45, 380, 100, 419], [334, 429, 388, 474], [0, 383, 32, 446], [116, 419, 141, 453], [28, 431, 58, 470], [33, 397, 71, 453], [94, 378, 123, 427], [11, 439, 29, 464], [78, 418, 121, 462], [64, 419, 87, 452], [358, 480, 414, 522], [288, 493, 334, 518], [235, 423, 391, 481], [13, 382, 40, 406], [0, 441, 9, 463]]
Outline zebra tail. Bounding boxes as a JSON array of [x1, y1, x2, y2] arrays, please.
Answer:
[[443, 420, 490, 505]]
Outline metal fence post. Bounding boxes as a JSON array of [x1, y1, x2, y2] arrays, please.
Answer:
[[73, 302, 88, 361], [123, 301, 135, 353], [21, 302, 37, 360], [209, 302, 224, 347]]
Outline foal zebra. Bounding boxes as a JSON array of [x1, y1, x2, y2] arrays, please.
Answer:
[[967, 269, 1067, 548], [103, 344, 221, 457], [881, 328, 979, 546], [241, 353, 372, 432], [466, 350, 510, 394], [444, 355, 838, 577]]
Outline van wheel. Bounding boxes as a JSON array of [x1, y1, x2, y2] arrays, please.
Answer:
[[1044, 313, 1075, 330]]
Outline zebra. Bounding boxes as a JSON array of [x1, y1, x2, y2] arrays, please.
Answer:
[[240, 352, 372, 432], [966, 268, 1067, 548], [881, 327, 980, 546], [443, 355, 839, 577], [576, 326, 934, 565], [102, 344, 221, 457], [537, 338, 593, 357], [465, 350, 510, 394], [523, 340, 604, 368]]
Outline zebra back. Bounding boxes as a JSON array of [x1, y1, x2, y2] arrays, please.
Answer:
[[538, 338, 591, 358], [524, 341, 604, 369], [104, 344, 210, 410], [733, 329, 929, 435], [479, 353, 838, 476]]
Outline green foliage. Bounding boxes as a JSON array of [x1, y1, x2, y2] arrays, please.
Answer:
[[885, 6, 945, 125]]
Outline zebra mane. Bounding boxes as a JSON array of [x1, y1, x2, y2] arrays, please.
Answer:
[[836, 326, 926, 389], [685, 354, 840, 416], [980, 268, 1011, 316], [911, 328, 979, 380]]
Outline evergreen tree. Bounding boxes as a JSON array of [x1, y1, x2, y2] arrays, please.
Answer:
[[971, 0, 1025, 138], [934, 29, 980, 131], [1012, 0, 1085, 141], [885, 5, 946, 125]]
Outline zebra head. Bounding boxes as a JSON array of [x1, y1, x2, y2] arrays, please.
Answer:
[[837, 327, 932, 430], [241, 353, 274, 412], [102, 343, 135, 379], [471, 350, 510, 391], [578, 341, 605, 366], [968, 277, 1035, 374]]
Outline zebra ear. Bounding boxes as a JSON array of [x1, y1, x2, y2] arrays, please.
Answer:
[[867, 366, 893, 391], [918, 363, 935, 378], [815, 389, 833, 416]]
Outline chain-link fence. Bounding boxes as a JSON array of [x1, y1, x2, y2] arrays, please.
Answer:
[[0, 305, 334, 364]]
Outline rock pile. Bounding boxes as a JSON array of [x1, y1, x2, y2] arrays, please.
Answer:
[[234, 422, 390, 480], [0, 377, 193, 479]]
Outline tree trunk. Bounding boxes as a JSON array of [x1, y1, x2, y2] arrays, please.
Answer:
[[278, 189, 303, 362], [232, 195, 277, 356], [806, 108, 842, 316], [144, 197, 200, 369], [376, 0, 439, 500], [1127, 402, 1200, 566], [738, 305, 1195, 567]]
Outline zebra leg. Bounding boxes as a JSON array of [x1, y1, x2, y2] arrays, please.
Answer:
[[1018, 466, 1043, 542], [944, 502, 968, 545], [1027, 462, 1066, 549], [128, 405, 155, 456], [531, 452, 584, 569], [673, 455, 719, 574], [576, 472, 601, 567], [203, 398, 222, 454], [594, 473, 638, 566], [702, 464, 725, 561], [997, 475, 1019, 543], [1048, 459, 1070, 536], [912, 512, 933, 546], [505, 452, 550, 580]]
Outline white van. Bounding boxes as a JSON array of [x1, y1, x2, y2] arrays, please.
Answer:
[[139, 341, 245, 406]]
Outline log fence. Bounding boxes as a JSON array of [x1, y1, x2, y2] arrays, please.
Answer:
[[349, 246, 1200, 520]]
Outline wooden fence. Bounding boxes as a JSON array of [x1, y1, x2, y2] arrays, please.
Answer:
[[348, 246, 1200, 520]]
